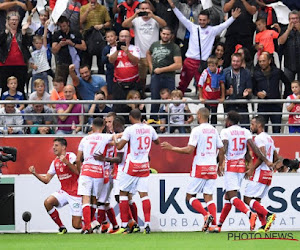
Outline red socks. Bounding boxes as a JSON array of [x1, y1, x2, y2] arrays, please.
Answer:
[[97, 205, 106, 224], [207, 201, 217, 225], [106, 207, 118, 227], [250, 200, 268, 226], [48, 208, 63, 228], [219, 200, 232, 225], [91, 204, 97, 221], [189, 197, 207, 216], [141, 197, 151, 224], [82, 204, 91, 229], [119, 196, 130, 227], [231, 197, 249, 215], [129, 201, 138, 222]]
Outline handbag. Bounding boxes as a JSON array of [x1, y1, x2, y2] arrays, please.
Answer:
[[197, 27, 208, 73], [84, 27, 106, 55]]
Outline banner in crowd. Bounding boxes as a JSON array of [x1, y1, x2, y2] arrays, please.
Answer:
[[1, 136, 299, 174], [1, 174, 299, 232]]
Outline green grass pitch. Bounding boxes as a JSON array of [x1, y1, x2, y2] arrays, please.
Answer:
[[1, 232, 300, 250]]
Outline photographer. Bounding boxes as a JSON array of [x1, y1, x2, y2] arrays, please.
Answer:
[[109, 29, 141, 114], [122, 1, 167, 94]]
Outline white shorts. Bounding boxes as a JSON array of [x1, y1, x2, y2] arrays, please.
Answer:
[[77, 175, 104, 198], [244, 180, 269, 199], [186, 177, 216, 195], [52, 190, 82, 216], [224, 172, 245, 192], [113, 179, 120, 196], [98, 177, 113, 203], [119, 172, 149, 193]]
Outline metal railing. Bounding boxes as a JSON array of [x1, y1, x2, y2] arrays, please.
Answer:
[[0, 99, 300, 135]]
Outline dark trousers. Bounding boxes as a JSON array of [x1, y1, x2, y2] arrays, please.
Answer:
[[0, 65, 28, 97], [223, 34, 254, 68], [258, 104, 282, 133], [150, 74, 175, 120], [225, 104, 250, 129], [82, 52, 105, 74], [205, 104, 218, 126]]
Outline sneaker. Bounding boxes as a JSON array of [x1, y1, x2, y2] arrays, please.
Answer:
[[58, 226, 67, 234], [101, 221, 110, 233], [202, 213, 214, 232], [208, 225, 221, 233], [132, 224, 141, 233], [81, 227, 93, 234], [265, 213, 276, 232], [128, 219, 137, 233], [256, 225, 266, 233], [143, 225, 151, 234], [111, 226, 130, 234], [249, 212, 257, 231], [108, 226, 120, 234], [91, 220, 100, 232]]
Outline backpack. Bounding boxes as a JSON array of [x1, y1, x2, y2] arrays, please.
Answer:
[[84, 27, 106, 55]]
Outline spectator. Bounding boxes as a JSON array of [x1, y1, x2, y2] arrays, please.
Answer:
[[286, 80, 300, 133], [122, 1, 167, 94], [211, 42, 225, 68], [114, 0, 140, 35], [1, 76, 25, 111], [278, 10, 300, 82], [0, 11, 31, 96], [224, 53, 252, 127], [223, 0, 257, 68], [23, 101, 54, 134], [172, 0, 202, 60], [167, 0, 241, 93], [146, 26, 182, 120], [0, 97, 23, 134], [237, 47, 253, 72], [123, 90, 147, 124], [109, 29, 141, 113], [52, 16, 87, 83], [80, 0, 111, 73], [255, 18, 280, 55], [252, 53, 291, 133], [198, 56, 225, 126], [29, 28, 51, 93], [28, 79, 51, 102], [102, 30, 117, 99], [88, 90, 112, 124], [164, 89, 193, 133], [158, 88, 171, 133], [69, 64, 107, 101], [56, 85, 84, 134]]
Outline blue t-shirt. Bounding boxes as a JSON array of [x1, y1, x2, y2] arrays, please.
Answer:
[[1, 91, 24, 108], [78, 75, 107, 100]]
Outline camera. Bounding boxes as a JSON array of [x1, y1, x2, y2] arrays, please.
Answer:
[[0, 146, 17, 169], [138, 11, 148, 17], [283, 158, 299, 172], [117, 41, 126, 50]]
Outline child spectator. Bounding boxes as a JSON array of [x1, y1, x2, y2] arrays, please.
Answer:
[[29, 23, 51, 93], [1, 76, 25, 111], [165, 90, 193, 134], [198, 56, 225, 126], [123, 90, 146, 124], [50, 77, 76, 108], [158, 88, 171, 133], [101, 30, 117, 100], [286, 80, 300, 133], [255, 18, 281, 56], [28, 79, 51, 102]]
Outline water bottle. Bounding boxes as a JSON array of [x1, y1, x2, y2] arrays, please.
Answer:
[[3, 123, 8, 135], [71, 121, 76, 135]]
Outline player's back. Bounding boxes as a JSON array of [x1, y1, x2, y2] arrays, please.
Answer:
[[122, 123, 158, 163], [254, 132, 275, 169], [79, 132, 112, 165], [220, 125, 252, 160]]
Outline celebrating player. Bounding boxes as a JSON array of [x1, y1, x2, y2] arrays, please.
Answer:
[[213, 111, 272, 232], [244, 116, 278, 232], [76, 117, 113, 234], [161, 107, 224, 231], [29, 138, 82, 234], [113, 109, 160, 234]]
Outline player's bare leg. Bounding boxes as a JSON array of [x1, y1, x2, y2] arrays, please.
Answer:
[[139, 191, 151, 234], [72, 216, 82, 229], [44, 195, 67, 234], [81, 195, 93, 233]]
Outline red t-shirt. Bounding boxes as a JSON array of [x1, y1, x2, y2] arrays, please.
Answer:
[[0, 36, 25, 66]]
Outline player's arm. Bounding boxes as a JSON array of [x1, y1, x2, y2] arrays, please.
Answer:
[[60, 155, 79, 175], [247, 139, 272, 168], [76, 150, 83, 172], [94, 152, 123, 164], [153, 138, 160, 145], [217, 147, 225, 176], [222, 139, 229, 155], [161, 141, 195, 154], [113, 133, 126, 150], [28, 166, 54, 184]]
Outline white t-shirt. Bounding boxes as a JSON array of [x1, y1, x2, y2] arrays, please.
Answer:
[[169, 103, 185, 125], [188, 123, 223, 177], [29, 91, 51, 101], [132, 17, 159, 58], [220, 125, 252, 161], [78, 132, 113, 166], [29, 46, 50, 74], [121, 123, 158, 164]]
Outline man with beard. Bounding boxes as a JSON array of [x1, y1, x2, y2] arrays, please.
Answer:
[[146, 26, 182, 120]]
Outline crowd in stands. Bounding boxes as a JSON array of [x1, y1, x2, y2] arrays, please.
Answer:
[[0, 0, 299, 135]]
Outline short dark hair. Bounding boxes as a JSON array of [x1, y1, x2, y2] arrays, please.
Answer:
[[53, 76, 65, 84], [227, 111, 240, 125], [79, 64, 91, 71], [161, 26, 173, 34], [113, 116, 125, 132], [253, 115, 265, 128], [256, 18, 266, 24], [199, 9, 210, 18], [93, 117, 104, 128], [54, 137, 67, 147], [130, 109, 142, 120], [96, 90, 106, 97], [105, 30, 116, 36], [57, 16, 69, 24], [106, 112, 116, 118]]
